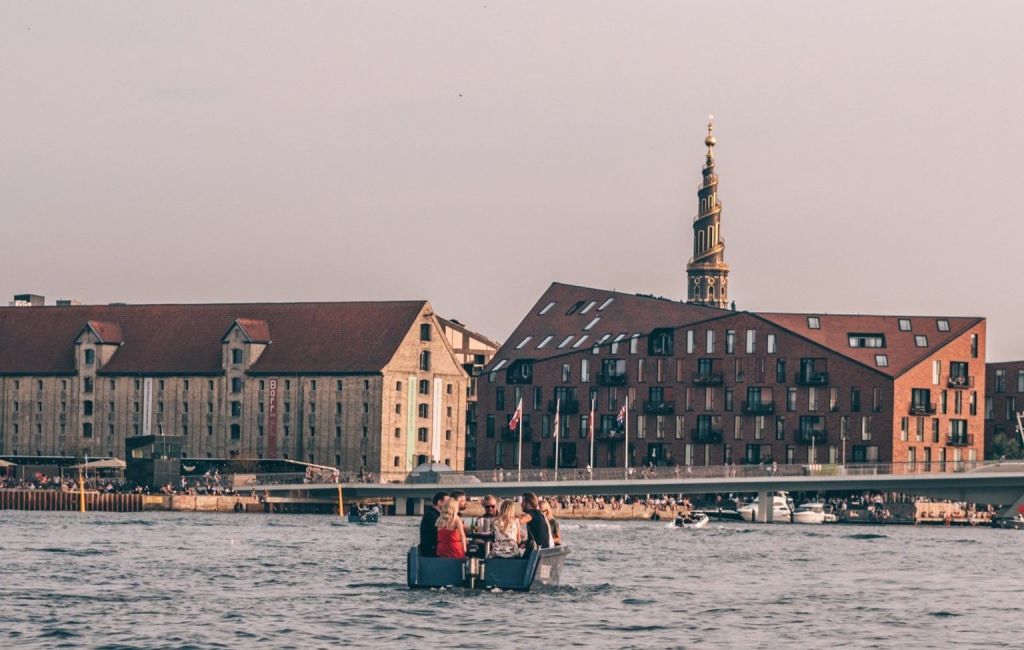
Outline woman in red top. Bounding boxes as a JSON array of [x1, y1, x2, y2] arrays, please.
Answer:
[[435, 498, 467, 558]]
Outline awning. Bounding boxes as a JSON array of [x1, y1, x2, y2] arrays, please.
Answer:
[[70, 458, 127, 470]]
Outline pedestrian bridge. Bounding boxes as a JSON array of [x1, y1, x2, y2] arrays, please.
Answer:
[[246, 461, 1024, 520]]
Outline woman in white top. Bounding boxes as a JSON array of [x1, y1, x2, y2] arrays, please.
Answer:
[[489, 499, 523, 558]]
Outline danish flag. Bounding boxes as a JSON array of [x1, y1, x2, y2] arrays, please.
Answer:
[[508, 398, 523, 430]]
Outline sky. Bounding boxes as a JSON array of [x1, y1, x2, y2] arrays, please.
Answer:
[[2, 1, 1022, 359]]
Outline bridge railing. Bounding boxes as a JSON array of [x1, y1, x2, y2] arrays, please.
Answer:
[[275, 459, 1003, 486]]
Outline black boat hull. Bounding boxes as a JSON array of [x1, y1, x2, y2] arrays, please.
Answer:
[[407, 545, 568, 591], [349, 512, 380, 524]]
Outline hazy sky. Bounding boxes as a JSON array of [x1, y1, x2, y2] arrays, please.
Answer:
[[2, 2, 1022, 359]]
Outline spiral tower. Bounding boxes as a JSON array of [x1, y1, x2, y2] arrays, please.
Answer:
[[686, 117, 730, 309]]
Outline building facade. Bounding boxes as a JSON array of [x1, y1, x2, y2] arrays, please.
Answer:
[[0, 298, 478, 476], [474, 283, 986, 471], [437, 317, 500, 470], [985, 360, 1024, 454]]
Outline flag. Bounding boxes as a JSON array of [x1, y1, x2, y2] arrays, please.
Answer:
[[552, 397, 561, 439], [616, 402, 627, 426], [588, 398, 596, 439], [508, 398, 523, 431]]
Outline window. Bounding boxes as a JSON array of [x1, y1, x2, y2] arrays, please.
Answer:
[[561, 364, 571, 383], [874, 354, 888, 367], [231, 348, 243, 364], [558, 335, 574, 349], [649, 329, 674, 356], [849, 333, 886, 348], [231, 377, 242, 393], [725, 330, 736, 354], [579, 301, 597, 314], [565, 300, 586, 315], [914, 335, 928, 348], [970, 334, 978, 359], [231, 424, 241, 440], [628, 334, 639, 354], [745, 330, 756, 354], [539, 301, 556, 315], [418, 404, 429, 418], [584, 317, 601, 331], [84, 377, 93, 394], [420, 323, 432, 341], [898, 318, 912, 331], [766, 334, 777, 354], [83, 423, 93, 438], [496, 387, 505, 411], [515, 336, 532, 349], [573, 335, 590, 349], [581, 359, 590, 383], [936, 319, 950, 332], [83, 401, 94, 416], [686, 330, 695, 354], [807, 317, 820, 329], [418, 427, 429, 442], [84, 349, 95, 365], [231, 401, 242, 417], [705, 329, 715, 354], [995, 369, 1005, 393], [536, 336, 553, 349], [776, 359, 786, 383], [419, 351, 431, 371], [598, 298, 614, 311]]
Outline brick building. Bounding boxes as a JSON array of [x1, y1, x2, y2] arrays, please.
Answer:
[[0, 299, 479, 476], [985, 360, 1024, 452], [437, 317, 500, 469]]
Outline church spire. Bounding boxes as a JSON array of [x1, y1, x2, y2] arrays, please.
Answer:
[[686, 116, 731, 309]]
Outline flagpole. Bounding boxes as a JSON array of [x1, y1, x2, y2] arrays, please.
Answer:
[[517, 416, 523, 482], [589, 397, 595, 473], [624, 395, 630, 478], [554, 397, 561, 482]]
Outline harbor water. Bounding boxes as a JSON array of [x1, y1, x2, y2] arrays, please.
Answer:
[[1, 511, 1020, 649]]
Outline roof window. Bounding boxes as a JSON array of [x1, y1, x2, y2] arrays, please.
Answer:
[[874, 354, 889, 367], [848, 333, 886, 348], [515, 336, 533, 350], [598, 298, 615, 311], [584, 317, 601, 331], [558, 335, 574, 349], [492, 359, 507, 371], [579, 301, 597, 315], [914, 335, 928, 348], [566, 301, 586, 315], [898, 319, 912, 331], [807, 317, 821, 329], [572, 335, 590, 348], [936, 319, 950, 332], [537, 335, 554, 349], [538, 302, 556, 315]]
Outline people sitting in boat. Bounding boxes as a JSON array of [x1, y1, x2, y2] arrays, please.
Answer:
[[369, 504, 381, 517], [517, 492, 553, 549], [674, 512, 684, 526], [489, 499, 523, 558], [418, 491, 448, 557], [540, 499, 562, 546], [435, 498, 467, 559], [349, 504, 360, 517]]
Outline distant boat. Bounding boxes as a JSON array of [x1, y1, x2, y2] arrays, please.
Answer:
[[348, 508, 380, 524], [407, 545, 568, 591], [793, 502, 830, 525], [738, 492, 793, 523], [667, 513, 710, 529]]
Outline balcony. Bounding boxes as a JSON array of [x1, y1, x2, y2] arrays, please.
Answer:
[[643, 400, 676, 415], [502, 426, 533, 441], [947, 433, 974, 447], [795, 371, 829, 386], [692, 372, 724, 386], [597, 372, 627, 386], [691, 429, 723, 443], [742, 400, 776, 415], [796, 429, 827, 444], [947, 375, 974, 389], [597, 428, 624, 441], [547, 399, 580, 415], [909, 402, 936, 415]]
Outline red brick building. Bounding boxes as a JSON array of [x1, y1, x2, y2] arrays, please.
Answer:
[[985, 360, 1024, 452], [474, 282, 986, 470]]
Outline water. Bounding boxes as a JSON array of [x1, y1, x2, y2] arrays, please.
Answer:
[[1, 511, 1022, 649]]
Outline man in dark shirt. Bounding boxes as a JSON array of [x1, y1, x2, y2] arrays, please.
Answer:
[[518, 492, 552, 549], [418, 491, 448, 557]]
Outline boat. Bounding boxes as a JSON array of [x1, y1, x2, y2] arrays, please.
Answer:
[[348, 509, 380, 524], [792, 502, 828, 524], [738, 492, 793, 523], [407, 545, 569, 591], [667, 513, 710, 529], [991, 516, 1024, 530]]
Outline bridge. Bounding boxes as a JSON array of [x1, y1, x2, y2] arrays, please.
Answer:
[[244, 461, 1024, 522]]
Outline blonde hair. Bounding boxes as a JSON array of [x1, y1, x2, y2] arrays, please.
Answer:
[[436, 498, 461, 530], [495, 499, 517, 529]]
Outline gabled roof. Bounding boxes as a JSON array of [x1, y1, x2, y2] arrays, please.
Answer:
[[488, 282, 730, 367], [224, 318, 272, 344], [80, 320, 124, 344], [0, 301, 428, 376], [757, 312, 984, 377]]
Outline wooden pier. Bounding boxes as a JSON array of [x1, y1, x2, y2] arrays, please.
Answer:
[[0, 489, 143, 512]]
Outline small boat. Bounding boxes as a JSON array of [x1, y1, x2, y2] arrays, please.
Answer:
[[991, 517, 1024, 530], [738, 492, 793, 523], [407, 545, 569, 591], [667, 513, 710, 529], [348, 509, 380, 524], [792, 502, 827, 525]]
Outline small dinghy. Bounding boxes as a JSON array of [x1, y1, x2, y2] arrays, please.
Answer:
[[348, 506, 380, 524], [667, 513, 710, 529], [407, 545, 569, 591]]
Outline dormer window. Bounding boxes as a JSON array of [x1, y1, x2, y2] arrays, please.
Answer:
[[84, 349, 95, 365], [848, 333, 886, 348]]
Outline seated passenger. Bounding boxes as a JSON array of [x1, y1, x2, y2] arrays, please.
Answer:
[[473, 495, 499, 537], [436, 499, 467, 559], [540, 500, 562, 546], [517, 492, 553, 549], [674, 512, 684, 526], [418, 491, 448, 557], [489, 500, 523, 558]]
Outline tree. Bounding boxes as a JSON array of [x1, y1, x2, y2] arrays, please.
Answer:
[[986, 432, 1024, 460]]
